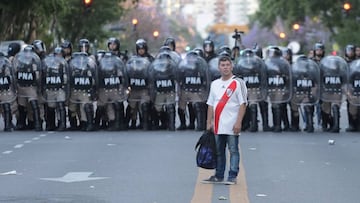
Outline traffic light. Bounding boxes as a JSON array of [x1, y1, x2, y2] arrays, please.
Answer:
[[343, 2, 351, 11], [153, 30, 159, 39], [83, 0, 93, 8], [132, 18, 138, 31], [343, 2, 351, 16]]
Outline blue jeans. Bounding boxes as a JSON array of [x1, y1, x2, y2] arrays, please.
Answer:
[[215, 134, 240, 179]]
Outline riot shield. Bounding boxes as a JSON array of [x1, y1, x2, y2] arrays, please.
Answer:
[[347, 59, 360, 105], [41, 54, 69, 103], [235, 55, 267, 102], [320, 55, 347, 103], [265, 56, 292, 103], [291, 56, 320, 105], [68, 52, 97, 103], [98, 52, 128, 103], [149, 53, 177, 104], [125, 56, 151, 102], [176, 52, 209, 102], [0, 56, 16, 104], [13, 49, 42, 98], [208, 57, 220, 81]]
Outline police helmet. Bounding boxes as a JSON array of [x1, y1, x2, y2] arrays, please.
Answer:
[[159, 45, 171, 53], [32, 40, 46, 53], [163, 37, 176, 51], [203, 39, 214, 52], [78, 39, 90, 51], [193, 48, 204, 58], [345, 44, 355, 57], [61, 40, 72, 50], [136, 39, 148, 53], [7, 42, 21, 57], [107, 37, 120, 51]]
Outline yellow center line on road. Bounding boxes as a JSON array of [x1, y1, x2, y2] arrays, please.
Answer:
[[230, 146, 249, 203], [191, 168, 214, 203], [191, 144, 249, 203]]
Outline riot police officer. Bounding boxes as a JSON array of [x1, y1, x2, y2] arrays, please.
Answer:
[[163, 37, 176, 52], [176, 51, 209, 131], [264, 46, 292, 132], [203, 39, 217, 63], [355, 46, 360, 59], [0, 54, 17, 131], [41, 48, 69, 131], [7, 42, 21, 62], [13, 46, 43, 131], [319, 55, 347, 133], [253, 44, 272, 131], [107, 37, 128, 63], [126, 55, 152, 130], [125, 39, 154, 129], [149, 52, 177, 131], [67, 39, 97, 131], [291, 55, 321, 132], [234, 49, 267, 132], [344, 44, 358, 132], [96, 52, 128, 131], [61, 40, 73, 62]]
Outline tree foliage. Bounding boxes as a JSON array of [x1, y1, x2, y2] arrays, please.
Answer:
[[0, 0, 131, 48], [253, 0, 360, 48]]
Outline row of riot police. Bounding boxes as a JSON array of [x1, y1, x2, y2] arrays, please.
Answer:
[[3, 36, 360, 133], [0, 36, 213, 132]]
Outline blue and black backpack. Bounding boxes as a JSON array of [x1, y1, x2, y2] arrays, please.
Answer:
[[195, 130, 217, 169]]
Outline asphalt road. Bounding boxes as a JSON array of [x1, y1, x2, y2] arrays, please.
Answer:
[[1, 127, 360, 203]]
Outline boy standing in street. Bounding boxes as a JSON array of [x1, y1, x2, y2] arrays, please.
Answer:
[[204, 55, 247, 184]]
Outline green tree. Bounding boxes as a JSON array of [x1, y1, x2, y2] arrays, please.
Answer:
[[0, 0, 133, 49], [253, 0, 360, 48]]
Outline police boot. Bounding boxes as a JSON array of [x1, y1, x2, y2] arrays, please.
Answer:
[[272, 106, 282, 132], [166, 104, 176, 131], [187, 103, 195, 130], [140, 102, 151, 131], [124, 105, 132, 129], [30, 100, 42, 131], [84, 103, 94, 131], [304, 106, 314, 133], [56, 102, 66, 131], [241, 106, 250, 131], [118, 102, 126, 130], [281, 103, 290, 131], [46, 106, 56, 131], [15, 105, 27, 130], [194, 102, 206, 131], [346, 116, 357, 132], [177, 108, 187, 130], [108, 104, 119, 131], [152, 111, 160, 130], [321, 111, 332, 132], [3, 103, 14, 132], [290, 110, 300, 132], [159, 111, 168, 130], [94, 106, 105, 130], [330, 105, 340, 133], [68, 110, 79, 131], [259, 101, 272, 131], [249, 104, 258, 132]]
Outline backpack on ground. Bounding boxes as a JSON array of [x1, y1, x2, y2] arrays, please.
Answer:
[[195, 130, 217, 169]]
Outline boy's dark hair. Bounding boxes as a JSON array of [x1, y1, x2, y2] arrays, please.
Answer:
[[218, 55, 232, 65]]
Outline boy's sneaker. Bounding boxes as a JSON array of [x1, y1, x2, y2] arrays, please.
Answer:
[[201, 176, 224, 184], [225, 177, 237, 185]]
